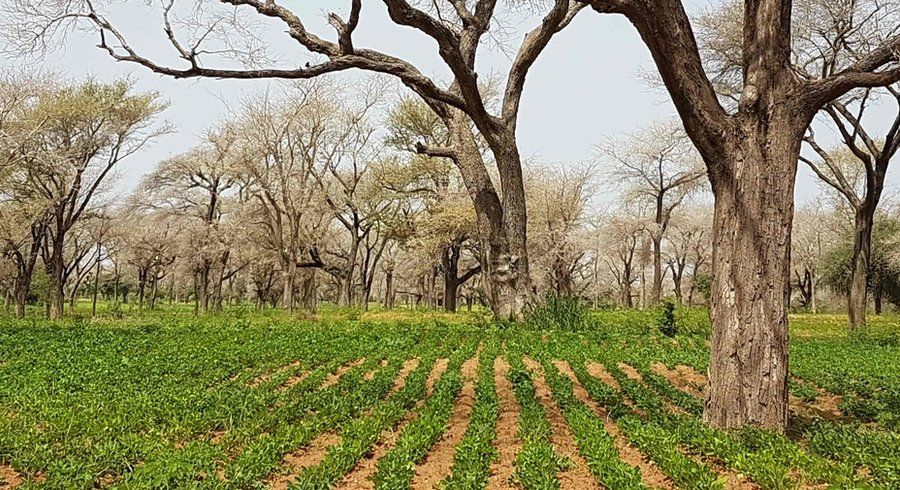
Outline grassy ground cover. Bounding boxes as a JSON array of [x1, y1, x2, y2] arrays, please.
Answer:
[[0, 305, 899, 488]]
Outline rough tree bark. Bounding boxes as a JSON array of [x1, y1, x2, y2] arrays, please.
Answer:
[[589, 0, 900, 430]]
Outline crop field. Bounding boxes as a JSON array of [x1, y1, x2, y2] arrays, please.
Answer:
[[1, 308, 900, 489]]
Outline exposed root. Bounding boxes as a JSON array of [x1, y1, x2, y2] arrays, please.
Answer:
[[522, 357, 599, 489], [553, 360, 674, 490]]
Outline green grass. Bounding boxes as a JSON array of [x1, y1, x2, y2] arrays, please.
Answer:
[[0, 304, 899, 488]]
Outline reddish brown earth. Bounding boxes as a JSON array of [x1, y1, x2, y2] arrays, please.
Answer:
[[651, 363, 705, 398], [0, 463, 22, 489], [410, 354, 480, 488], [425, 358, 449, 397], [391, 358, 420, 394], [335, 358, 449, 490], [587, 362, 621, 391], [277, 370, 310, 392], [321, 358, 366, 389], [553, 360, 674, 489], [522, 357, 599, 489], [486, 357, 522, 490], [249, 360, 301, 387], [268, 432, 343, 490]]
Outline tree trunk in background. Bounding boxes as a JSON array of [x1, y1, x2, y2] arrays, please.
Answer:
[[92, 242, 101, 316], [48, 235, 65, 320], [149, 273, 159, 310], [442, 244, 460, 313], [282, 261, 296, 312], [137, 269, 148, 314], [672, 269, 683, 304], [810, 272, 817, 314], [874, 283, 883, 315], [384, 266, 395, 310], [848, 208, 874, 329], [300, 269, 317, 312], [704, 121, 798, 431], [651, 226, 663, 304]]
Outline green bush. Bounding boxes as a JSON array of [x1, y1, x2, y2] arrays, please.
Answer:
[[525, 295, 589, 331], [658, 299, 677, 337]]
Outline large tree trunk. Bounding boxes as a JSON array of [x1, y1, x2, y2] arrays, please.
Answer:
[[446, 113, 530, 319], [300, 269, 317, 312], [848, 208, 874, 329], [704, 123, 798, 431]]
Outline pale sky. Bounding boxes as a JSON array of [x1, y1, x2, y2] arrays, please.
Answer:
[[2, 0, 897, 206]]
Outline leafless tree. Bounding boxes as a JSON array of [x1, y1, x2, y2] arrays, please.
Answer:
[[600, 120, 705, 305], [4, 0, 587, 319], [800, 88, 900, 327]]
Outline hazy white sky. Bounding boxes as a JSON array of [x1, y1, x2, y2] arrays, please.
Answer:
[[2, 0, 897, 206]]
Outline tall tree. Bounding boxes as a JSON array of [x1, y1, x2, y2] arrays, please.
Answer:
[[22, 80, 166, 319], [138, 129, 238, 313], [600, 121, 705, 304], [800, 89, 900, 328], [583, 0, 900, 430], [7, 0, 587, 319]]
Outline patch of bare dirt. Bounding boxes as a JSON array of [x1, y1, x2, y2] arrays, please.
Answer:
[[651, 363, 705, 399], [268, 432, 342, 490], [587, 362, 621, 391], [0, 463, 22, 489], [426, 358, 450, 397], [411, 354, 480, 488], [249, 360, 301, 387], [391, 358, 420, 394], [522, 357, 599, 489], [487, 356, 522, 490], [363, 360, 391, 381], [553, 360, 673, 490], [321, 358, 366, 389], [689, 453, 758, 490], [336, 358, 446, 490], [790, 378, 843, 420], [617, 363, 644, 383], [277, 371, 310, 392]]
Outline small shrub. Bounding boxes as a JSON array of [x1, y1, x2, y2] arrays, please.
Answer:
[[658, 298, 677, 337], [525, 295, 589, 331]]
